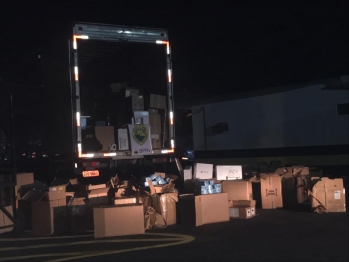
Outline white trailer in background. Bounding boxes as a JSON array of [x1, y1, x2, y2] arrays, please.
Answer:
[[191, 76, 349, 169]]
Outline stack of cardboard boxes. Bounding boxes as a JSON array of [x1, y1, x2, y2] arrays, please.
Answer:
[[308, 177, 346, 213], [1, 165, 346, 237], [90, 87, 167, 152]]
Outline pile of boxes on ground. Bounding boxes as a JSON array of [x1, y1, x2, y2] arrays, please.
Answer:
[[93, 86, 166, 152], [0, 163, 346, 237]]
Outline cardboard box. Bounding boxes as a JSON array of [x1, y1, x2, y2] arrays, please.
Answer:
[[275, 166, 310, 179], [47, 185, 66, 201], [297, 176, 310, 203], [221, 180, 253, 201], [93, 204, 145, 238], [118, 128, 129, 150], [309, 177, 346, 213], [15, 172, 34, 195], [184, 166, 192, 182], [155, 172, 166, 178], [0, 206, 14, 234], [17, 180, 48, 200], [292, 166, 310, 176], [151, 134, 161, 149], [179, 193, 229, 226], [17, 190, 47, 230], [125, 88, 139, 97], [194, 163, 213, 180], [132, 95, 144, 111], [260, 174, 283, 209], [216, 165, 242, 181], [88, 188, 109, 204], [149, 112, 162, 134], [229, 207, 252, 219], [149, 94, 166, 109], [151, 193, 178, 226], [230, 200, 256, 217], [31, 198, 67, 236], [113, 197, 137, 205], [87, 184, 106, 190], [95, 126, 115, 151]]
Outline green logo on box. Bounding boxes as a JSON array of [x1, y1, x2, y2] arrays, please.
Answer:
[[132, 124, 148, 145]]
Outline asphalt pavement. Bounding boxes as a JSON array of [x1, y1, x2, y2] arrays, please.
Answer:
[[0, 207, 348, 262]]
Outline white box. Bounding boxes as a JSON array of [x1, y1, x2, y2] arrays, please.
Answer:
[[194, 163, 213, 179], [216, 165, 242, 181], [134, 111, 149, 124], [184, 166, 192, 181], [118, 129, 129, 150]]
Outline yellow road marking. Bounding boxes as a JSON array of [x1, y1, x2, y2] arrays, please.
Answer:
[[0, 234, 92, 242], [0, 233, 195, 262], [0, 252, 84, 261], [46, 233, 195, 262], [0, 238, 182, 251]]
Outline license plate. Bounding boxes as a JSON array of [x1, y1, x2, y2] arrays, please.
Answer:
[[82, 170, 100, 177]]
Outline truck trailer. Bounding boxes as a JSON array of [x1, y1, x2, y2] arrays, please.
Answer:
[[190, 76, 349, 172], [41, 22, 181, 183]]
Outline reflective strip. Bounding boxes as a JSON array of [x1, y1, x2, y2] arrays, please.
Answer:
[[169, 111, 174, 125], [161, 149, 174, 154], [74, 66, 78, 81], [76, 112, 80, 126], [81, 153, 94, 158], [73, 35, 89, 49], [168, 69, 172, 83], [104, 153, 117, 157], [78, 143, 82, 157]]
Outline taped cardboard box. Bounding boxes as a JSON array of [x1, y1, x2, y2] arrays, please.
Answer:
[[221, 180, 253, 201], [93, 204, 144, 238], [229, 207, 253, 219], [230, 200, 256, 217], [179, 193, 229, 226], [0, 206, 14, 234], [151, 193, 178, 226], [308, 177, 346, 213], [260, 173, 283, 209], [31, 198, 67, 236]]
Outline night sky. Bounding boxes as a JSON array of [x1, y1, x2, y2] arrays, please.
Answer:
[[1, 0, 348, 97]]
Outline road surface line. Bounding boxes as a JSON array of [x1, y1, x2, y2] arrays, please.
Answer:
[[0, 233, 195, 262], [0, 234, 92, 242], [0, 237, 182, 251], [0, 252, 84, 261], [46, 233, 195, 262]]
